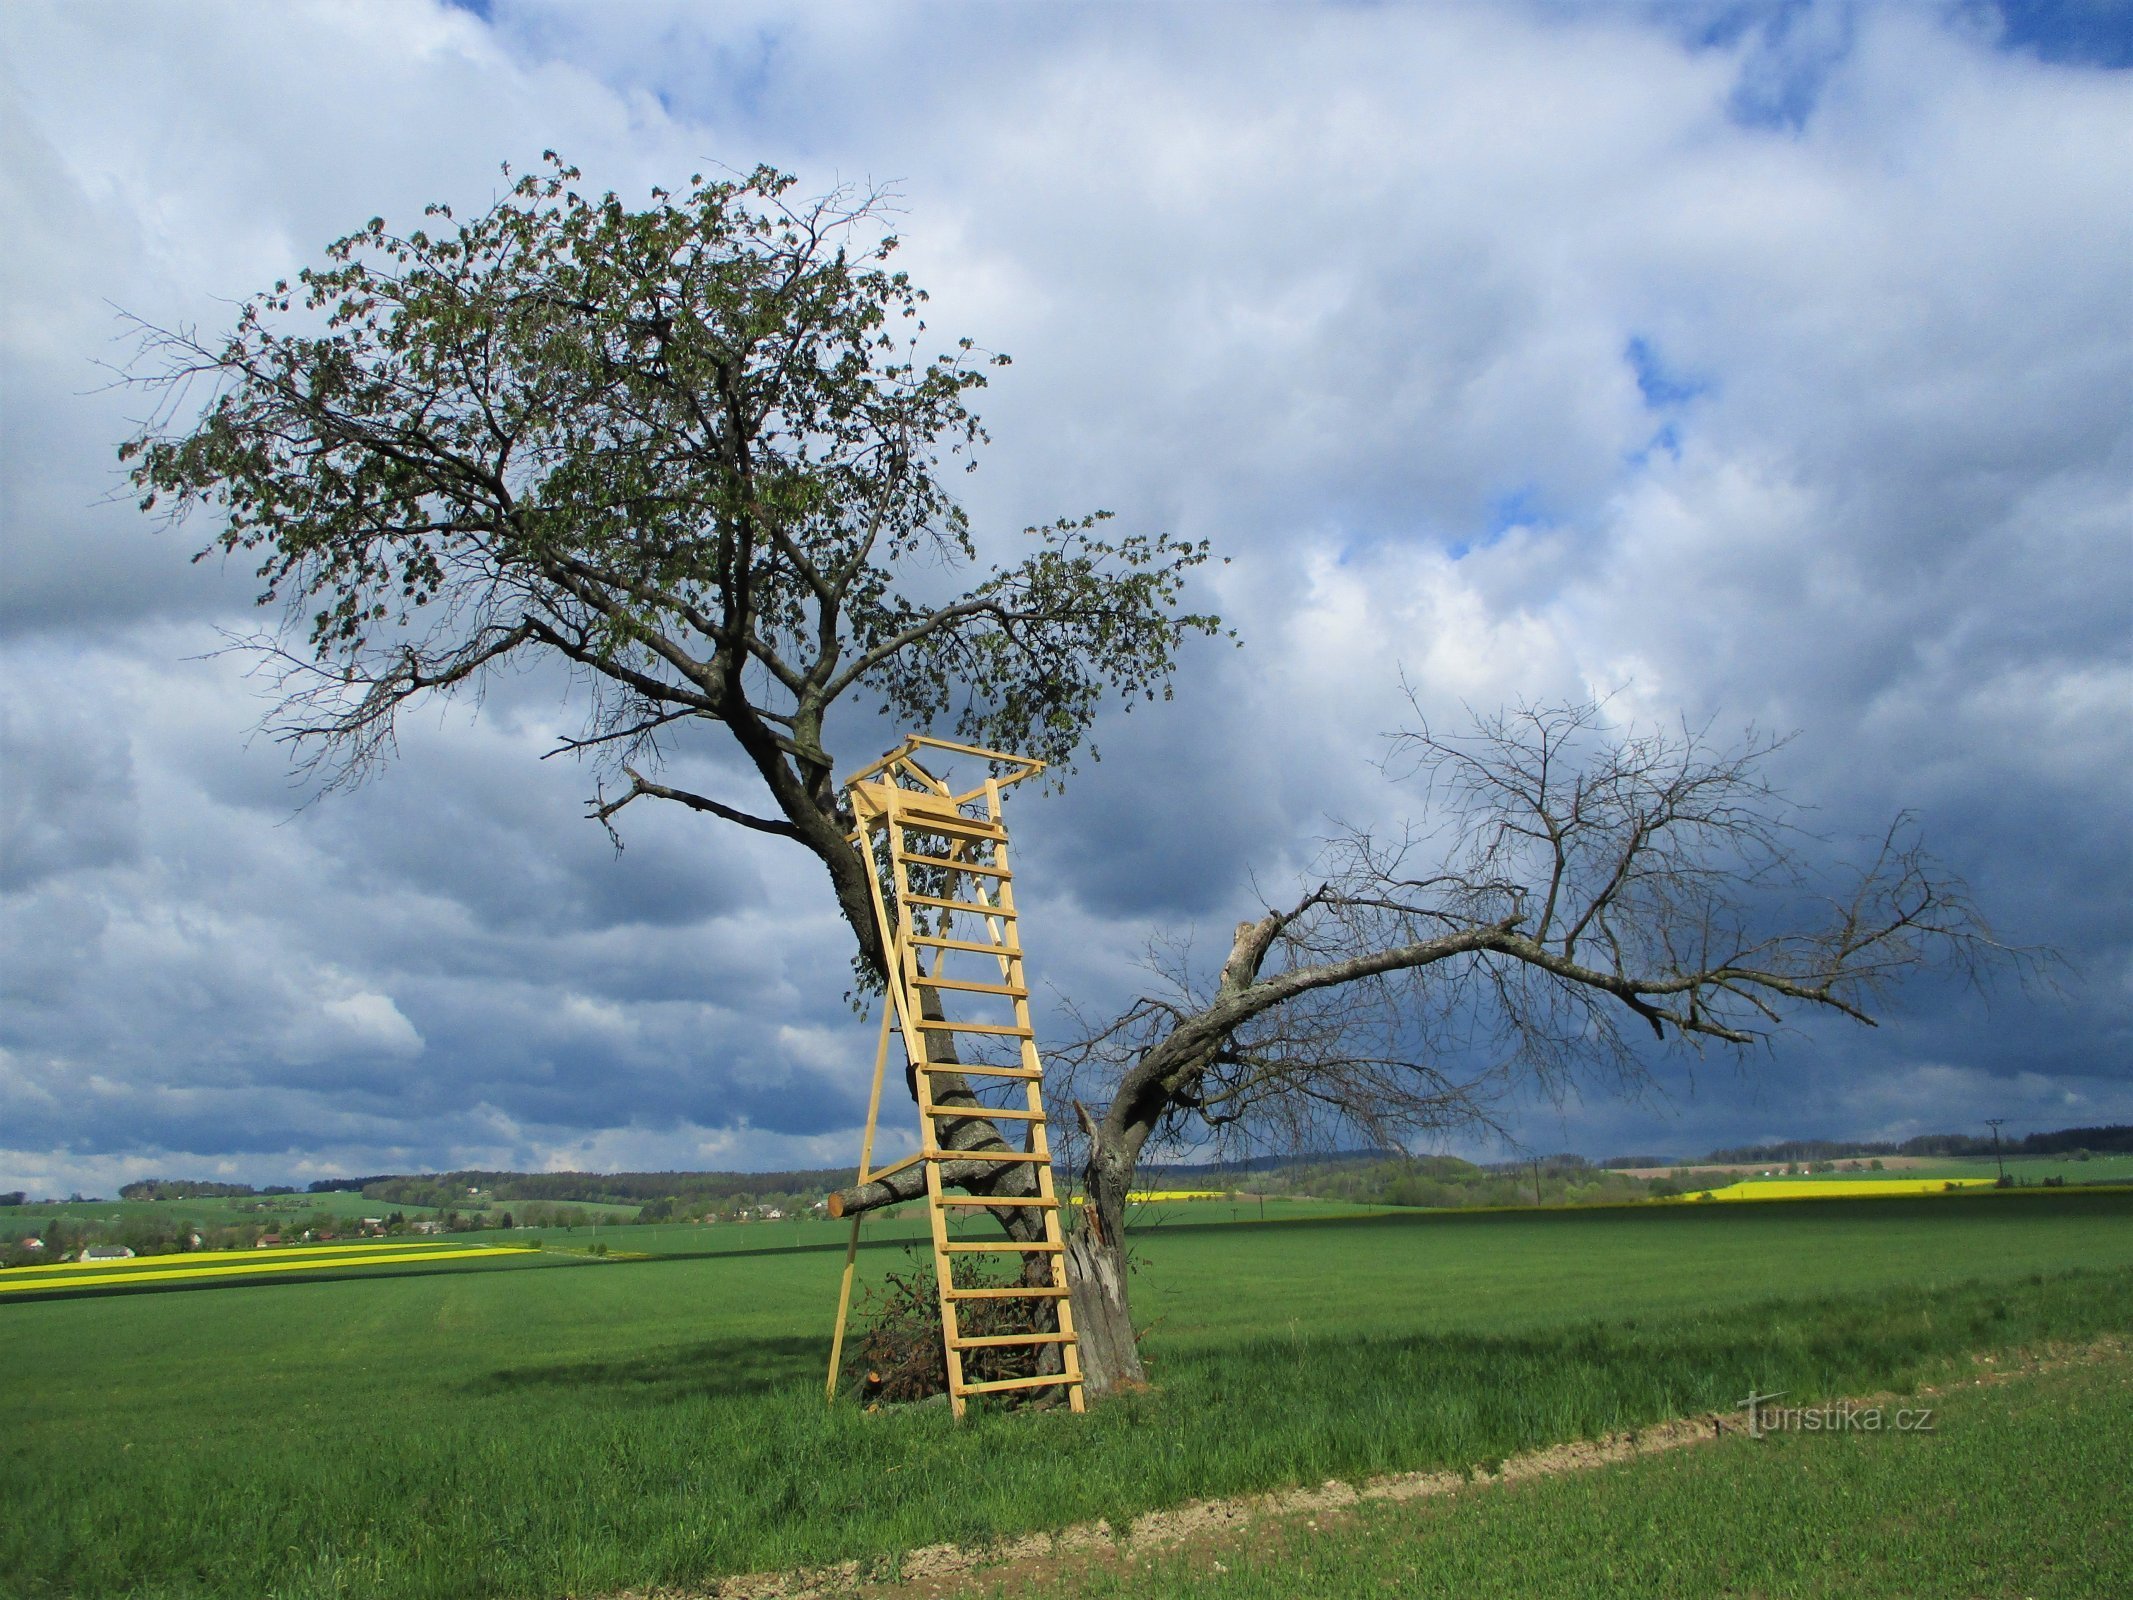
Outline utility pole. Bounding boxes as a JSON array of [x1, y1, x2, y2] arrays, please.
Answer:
[[1986, 1119, 2007, 1184]]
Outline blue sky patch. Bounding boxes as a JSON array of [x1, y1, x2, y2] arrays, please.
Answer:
[[1986, 0, 2133, 68], [1626, 336, 1710, 409]]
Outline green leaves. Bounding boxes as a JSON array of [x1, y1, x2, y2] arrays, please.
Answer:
[[119, 154, 1224, 832]]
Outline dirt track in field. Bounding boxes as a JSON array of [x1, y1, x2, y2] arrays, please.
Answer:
[[607, 1337, 2126, 1600]]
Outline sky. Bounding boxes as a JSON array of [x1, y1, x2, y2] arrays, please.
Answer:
[[2, 0, 2128, 1196]]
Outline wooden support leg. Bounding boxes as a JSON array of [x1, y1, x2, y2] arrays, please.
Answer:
[[825, 1215, 863, 1402], [826, 1002, 897, 1404]]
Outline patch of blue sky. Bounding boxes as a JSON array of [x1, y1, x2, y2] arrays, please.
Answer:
[[1629, 421, 1686, 468], [1623, 338, 1704, 467], [715, 28, 786, 123], [1663, 0, 2127, 124], [1443, 484, 1550, 560], [1726, 1, 1856, 131], [591, 27, 785, 128], [1986, 0, 2133, 68], [1626, 336, 1710, 409], [1486, 483, 1550, 536]]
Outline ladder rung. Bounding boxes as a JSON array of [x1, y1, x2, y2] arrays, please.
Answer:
[[908, 934, 1022, 956], [903, 893, 1017, 917], [896, 851, 1010, 879], [914, 1020, 1032, 1037], [892, 813, 1004, 841], [923, 1148, 1049, 1163], [955, 1372, 1082, 1397], [947, 1284, 1070, 1301], [918, 1062, 1041, 1080], [952, 1332, 1076, 1349], [941, 1239, 1063, 1253], [911, 975, 1026, 997], [927, 1105, 1045, 1121], [934, 1195, 1059, 1209]]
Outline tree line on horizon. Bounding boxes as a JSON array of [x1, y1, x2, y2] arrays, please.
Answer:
[[44, 1122, 2125, 1214], [1696, 1125, 2132, 1166]]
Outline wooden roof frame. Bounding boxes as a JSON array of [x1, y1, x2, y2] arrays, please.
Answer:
[[840, 734, 1046, 812]]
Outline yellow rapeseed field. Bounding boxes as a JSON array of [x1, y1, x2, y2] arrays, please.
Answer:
[[0, 1241, 535, 1295], [1673, 1177, 1998, 1203], [15, 1238, 479, 1274]]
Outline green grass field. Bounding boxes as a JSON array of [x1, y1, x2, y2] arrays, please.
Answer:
[[443, 1194, 1399, 1254], [3, 1191, 2129, 1598], [969, 1353, 2133, 1599]]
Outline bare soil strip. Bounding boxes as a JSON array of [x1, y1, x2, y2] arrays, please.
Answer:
[[609, 1338, 2127, 1600]]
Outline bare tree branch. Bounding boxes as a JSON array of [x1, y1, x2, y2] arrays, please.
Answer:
[[1028, 697, 2030, 1398]]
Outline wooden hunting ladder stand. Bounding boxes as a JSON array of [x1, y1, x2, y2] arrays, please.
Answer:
[[825, 735, 1085, 1417]]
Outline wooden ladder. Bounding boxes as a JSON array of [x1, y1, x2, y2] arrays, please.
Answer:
[[826, 736, 1085, 1418]]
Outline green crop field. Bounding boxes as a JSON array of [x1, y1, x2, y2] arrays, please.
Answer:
[[3, 1190, 2129, 1599], [967, 1353, 2133, 1600]]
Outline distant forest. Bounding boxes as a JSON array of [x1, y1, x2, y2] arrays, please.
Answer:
[[1702, 1125, 2133, 1164], [46, 1123, 2127, 1217], [350, 1168, 851, 1215]]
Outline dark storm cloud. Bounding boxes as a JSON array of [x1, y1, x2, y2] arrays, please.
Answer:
[[2, 1, 2126, 1194]]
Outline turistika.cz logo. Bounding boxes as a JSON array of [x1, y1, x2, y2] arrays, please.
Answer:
[[1736, 1390, 1937, 1439]]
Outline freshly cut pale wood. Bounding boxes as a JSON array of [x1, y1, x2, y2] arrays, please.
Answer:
[[837, 743, 921, 787], [850, 781, 1002, 834], [896, 850, 1011, 878], [942, 1238, 1063, 1253], [922, 1147, 1049, 1163], [911, 974, 1027, 997], [947, 1284, 1070, 1300], [901, 892, 1018, 916], [898, 819, 1007, 845], [955, 1372, 1082, 1397], [903, 732, 1046, 770], [828, 734, 1081, 1420], [933, 1194, 1059, 1208], [908, 933, 1024, 955], [952, 1332, 1076, 1348], [896, 754, 953, 796], [891, 790, 980, 819], [826, 998, 901, 1401]]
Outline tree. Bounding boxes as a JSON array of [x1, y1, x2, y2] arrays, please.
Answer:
[[119, 156, 1220, 1261], [121, 160, 2005, 1410], [829, 699, 2008, 1396]]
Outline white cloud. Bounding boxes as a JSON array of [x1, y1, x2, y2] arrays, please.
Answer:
[[1, 0, 2126, 1193], [306, 991, 425, 1061]]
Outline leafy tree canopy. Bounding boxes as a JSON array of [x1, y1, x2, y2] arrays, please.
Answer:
[[121, 156, 1222, 926]]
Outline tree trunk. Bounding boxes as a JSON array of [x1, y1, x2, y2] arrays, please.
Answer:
[[1065, 1139, 1145, 1399]]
